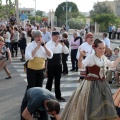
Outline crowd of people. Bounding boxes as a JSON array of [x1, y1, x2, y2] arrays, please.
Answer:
[[108, 24, 120, 40], [1, 20, 120, 120]]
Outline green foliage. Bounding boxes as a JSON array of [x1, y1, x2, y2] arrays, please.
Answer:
[[55, 1, 85, 28], [0, 0, 15, 18], [90, 2, 117, 32], [90, 2, 113, 18], [29, 16, 42, 24], [93, 14, 116, 24], [68, 16, 86, 29], [93, 14, 117, 32], [36, 10, 43, 16], [29, 15, 48, 24], [55, 1, 79, 19]]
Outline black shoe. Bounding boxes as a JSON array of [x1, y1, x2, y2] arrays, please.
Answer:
[[62, 72, 68, 75], [75, 69, 78, 72], [108, 81, 112, 84], [56, 97, 66, 102], [5, 76, 11, 79], [70, 69, 75, 71], [21, 59, 25, 62]]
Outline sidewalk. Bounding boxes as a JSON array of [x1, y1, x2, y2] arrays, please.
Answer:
[[94, 32, 120, 44], [55, 27, 120, 44]]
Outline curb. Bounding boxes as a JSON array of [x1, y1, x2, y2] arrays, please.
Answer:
[[68, 33, 120, 44]]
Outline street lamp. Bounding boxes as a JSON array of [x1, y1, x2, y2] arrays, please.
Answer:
[[66, 0, 68, 31], [35, 0, 36, 23], [33, 0, 36, 23], [15, 0, 20, 24]]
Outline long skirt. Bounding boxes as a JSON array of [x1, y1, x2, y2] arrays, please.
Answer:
[[60, 80, 118, 120]]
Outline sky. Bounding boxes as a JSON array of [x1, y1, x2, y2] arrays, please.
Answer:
[[10, 0, 114, 12]]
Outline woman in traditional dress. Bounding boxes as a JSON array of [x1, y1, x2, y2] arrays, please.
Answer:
[[0, 36, 12, 79], [60, 39, 120, 120]]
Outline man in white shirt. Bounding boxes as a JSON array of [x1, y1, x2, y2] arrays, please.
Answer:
[[46, 31, 69, 102], [25, 30, 53, 90], [102, 32, 110, 48], [77, 32, 95, 81]]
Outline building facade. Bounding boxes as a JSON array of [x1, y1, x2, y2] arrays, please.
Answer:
[[19, 8, 35, 16], [100, 0, 120, 17]]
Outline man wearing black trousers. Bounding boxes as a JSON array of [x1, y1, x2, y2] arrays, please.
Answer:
[[61, 32, 69, 75], [25, 30, 53, 90], [46, 31, 69, 102]]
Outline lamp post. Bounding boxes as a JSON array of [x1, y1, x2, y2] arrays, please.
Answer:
[[15, 0, 20, 24], [35, 0, 36, 23], [66, 0, 68, 31]]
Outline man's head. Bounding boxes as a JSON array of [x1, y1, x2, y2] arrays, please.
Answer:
[[34, 30, 42, 42], [43, 27, 47, 33], [73, 32, 78, 38], [52, 31, 60, 42], [2, 24, 6, 29], [85, 32, 94, 45], [114, 47, 119, 55], [31, 30, 36, 37], [102, 32, 107, 38], [45, 100, 60, 118]]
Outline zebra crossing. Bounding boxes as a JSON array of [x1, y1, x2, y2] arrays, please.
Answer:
[[11, 53, 118, 111]]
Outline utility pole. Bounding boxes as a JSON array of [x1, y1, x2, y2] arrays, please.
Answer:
[[35, 0, 36, 23], [66, 0, 68, 31], [15, 0, 20, 24]]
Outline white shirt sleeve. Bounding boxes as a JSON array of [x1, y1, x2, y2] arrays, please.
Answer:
[[82, 55, 92, 67], [25, 43, 34, 60], [46, 49, 53, 59], [62, 45, 69, 54], [105, 39, 110, 48], [76, 46, 80, 60], [104, 56, 114, 67]]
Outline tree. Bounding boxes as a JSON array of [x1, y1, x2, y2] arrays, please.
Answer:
[[55, 2, 80, 19], [68, 16, 86, 29], [55, 1, 85, 28], [90, 2, 115, 32], [36, 10, 43, 16], [93, 14, 117, 31], [0, 0, 15, 18], [5, 0, 15, 18], [90, 2, 113, 18]]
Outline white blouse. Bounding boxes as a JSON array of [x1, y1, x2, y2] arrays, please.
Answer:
[[82, 54, 114, 78], [25, 41, 53, 60], [83, 54, 114, 67]]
